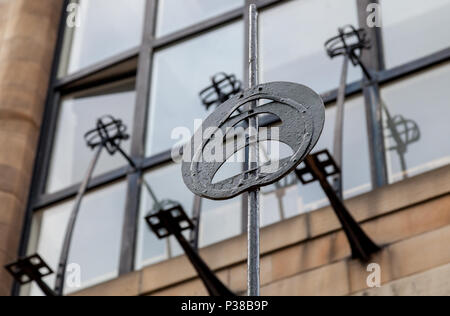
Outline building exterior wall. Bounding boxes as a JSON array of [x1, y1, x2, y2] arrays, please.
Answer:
[[73, 165, 450, 296], [0, 0, 448, 297], [0, 0, 62, 296]]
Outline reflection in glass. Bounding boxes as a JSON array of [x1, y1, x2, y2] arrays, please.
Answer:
[[46, 81, 136, 193], [260, 95, 372, 226], [156, 0, 244, 37], [136, 163, 242, 269], [59, 0, 145, 76], [147, 22, 243, 156], [382, 62, 450, 183], [24, 182, 127, 296], [260, 0, 361, 94], [381, 0, 450, 69]]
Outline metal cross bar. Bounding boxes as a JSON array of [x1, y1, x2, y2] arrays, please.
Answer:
[[145, 201, 235, 297], [296, 150, 380, 261]]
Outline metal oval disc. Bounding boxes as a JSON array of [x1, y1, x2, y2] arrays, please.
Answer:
[[182, 82, 325, 200]]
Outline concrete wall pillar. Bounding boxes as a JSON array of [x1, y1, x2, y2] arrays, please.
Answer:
[[0, 0, 63, 296]]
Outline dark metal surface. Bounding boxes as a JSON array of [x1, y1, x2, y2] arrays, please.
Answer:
[[5, 254, 56, 297], [182, 82, 325, 200], [145, 202, 235, 297], [85, 115, 130, 154], [296, 150, 340, 185], [296, 150, 380, 261]]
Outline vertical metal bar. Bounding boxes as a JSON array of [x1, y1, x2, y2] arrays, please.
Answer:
[[356, 0, 389, 189], [362, 81, 388, 188], [190, 195, 203, 250], [332, 54, 350, 198], [118, 0, 157, 274], [241, 0, 251, 237], [247, 3, 260, 297], [54, 145, 103, 296]]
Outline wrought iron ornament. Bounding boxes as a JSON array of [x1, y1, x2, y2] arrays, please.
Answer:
[[84, 115, 130, 154], [182, 82, 325, 200], [199, 72, 243, 111], [145, 201, 235, 297], [295, 150, 380, 261], [5, 254, 56, 296]]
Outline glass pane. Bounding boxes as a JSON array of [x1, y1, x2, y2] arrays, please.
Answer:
[[146, 22, 244, 156], [260, 95, 372, 226], [156, 0, 244, 37], [46, 81, 136, 193], [381, 0, 450, 69], [136, 163, 242, 269], [59, 0, 145, 76], [24, 182, 127, 296], [382, 62, 450, 183], [260, 0, 361, 94]]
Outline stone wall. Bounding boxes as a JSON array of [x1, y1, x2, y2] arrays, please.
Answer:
[[0, 0, 62, 296], [73, 165, 450, 296]]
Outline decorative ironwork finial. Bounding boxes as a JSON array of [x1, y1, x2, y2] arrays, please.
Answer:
[[183, 5, 326, 297], [325, 25, 371, 66], [84, 115, 129, 155], [199, 72, 243, 111]]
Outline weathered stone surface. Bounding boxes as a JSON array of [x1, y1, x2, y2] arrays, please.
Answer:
[[261, 261, 350, 296], [354, 263, 450, 296], [0, 0, 62, 297], [72, 272, 141, 297]]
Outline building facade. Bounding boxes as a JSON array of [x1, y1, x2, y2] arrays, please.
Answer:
[[0, 0, 449, 296]]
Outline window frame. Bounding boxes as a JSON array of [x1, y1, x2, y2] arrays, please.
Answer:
[[14, 0, 450, 295]]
